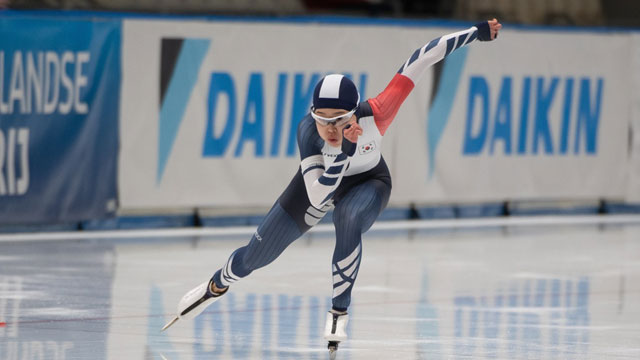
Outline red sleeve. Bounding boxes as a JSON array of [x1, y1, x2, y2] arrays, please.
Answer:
[[368, 73, 415, 135]]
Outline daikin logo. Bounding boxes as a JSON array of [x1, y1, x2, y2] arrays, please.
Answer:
[[156, 36, 368, 184], [462, 76, 603, 157], [157, 38, 210, 184], [201, 72, 367, 159], [426, 49, 604, 181]]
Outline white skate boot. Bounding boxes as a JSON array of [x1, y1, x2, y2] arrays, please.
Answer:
[[161, 280, 228, 331], [324, 309, 348, 359]]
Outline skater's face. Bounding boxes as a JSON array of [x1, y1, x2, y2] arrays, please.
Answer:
[[313, 108, 357, 147]]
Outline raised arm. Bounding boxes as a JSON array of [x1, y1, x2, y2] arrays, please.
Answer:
[[369, 19, 501, 135]]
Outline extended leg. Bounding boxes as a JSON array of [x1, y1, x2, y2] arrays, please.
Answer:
[[165, 201, 309, 330], [212, 202, 304, 288], [164, 169, 321, 331]]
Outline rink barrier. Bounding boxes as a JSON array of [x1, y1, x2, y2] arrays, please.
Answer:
[[1, 11, 640, 229], [81, 214, 197, 230], [456, 203, 507, 217], [604, 202, 640, 214], [200, 214, 270, 227], [0, 14, 121, 224], [2, 201, 638, 233], [0, 222, 80, 234], [117, 13, 634, 210], [1, 214, 640, 243], [507, 200, 602, 216]]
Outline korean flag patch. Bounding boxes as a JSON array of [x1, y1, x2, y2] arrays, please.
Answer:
[[359, 141, 376, 155]]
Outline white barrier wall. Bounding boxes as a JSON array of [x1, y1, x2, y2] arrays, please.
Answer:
[[119, 19, 635, 210], [392, 29, 631, 203], [627, 34, 640, 203]]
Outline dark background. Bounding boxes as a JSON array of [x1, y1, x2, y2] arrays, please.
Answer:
[[2, 0, 639, 28]]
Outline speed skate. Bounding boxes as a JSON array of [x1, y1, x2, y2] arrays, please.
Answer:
[[324, 309, 349, 359], [161, 280, 228, 331]]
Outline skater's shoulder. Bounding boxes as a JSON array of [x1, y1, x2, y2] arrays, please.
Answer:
[[297, 113, 324, 154], [355, 100, 373, 119], [297, 113, 321, 141]]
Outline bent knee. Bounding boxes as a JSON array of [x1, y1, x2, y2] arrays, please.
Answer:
[[333, 209, 380, 234]]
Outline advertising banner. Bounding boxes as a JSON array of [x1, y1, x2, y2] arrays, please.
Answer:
[[0, 16, 120, 223], [120, 19, 416, 209], [119, 19, 632, 209], [392, 29, 631, 204]]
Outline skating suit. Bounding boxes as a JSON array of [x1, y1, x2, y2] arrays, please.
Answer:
[[213, 23, 491, 311]]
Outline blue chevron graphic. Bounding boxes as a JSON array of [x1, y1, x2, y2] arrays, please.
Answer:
[[157, 39, 210, 184], [427, 46, 469, 180]]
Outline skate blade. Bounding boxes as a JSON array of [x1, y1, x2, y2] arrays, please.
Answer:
[[328, 341, 339, 360], [161, 316, 179, 332], [329, 349, 337, 360]]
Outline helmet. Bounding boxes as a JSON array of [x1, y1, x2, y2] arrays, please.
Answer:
[[312, 74, 360, 112]]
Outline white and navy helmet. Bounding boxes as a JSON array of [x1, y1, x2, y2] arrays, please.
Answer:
[[312, 74, 360, 111]]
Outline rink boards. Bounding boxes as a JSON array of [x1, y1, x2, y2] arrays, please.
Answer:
[[118, 18, 637, 209], [1, 12, 640, 224]]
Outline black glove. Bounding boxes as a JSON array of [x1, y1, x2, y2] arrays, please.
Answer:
[[341, 124, 357, 156], [475, 21, 494, 41]]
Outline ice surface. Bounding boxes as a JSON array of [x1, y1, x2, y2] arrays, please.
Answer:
[[0, 222, 639, 359]]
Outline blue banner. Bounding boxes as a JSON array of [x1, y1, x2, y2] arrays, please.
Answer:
[[0, 16, 120, 224]]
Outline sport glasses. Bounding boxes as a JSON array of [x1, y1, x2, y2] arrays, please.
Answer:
[[310, 107, 356, 127]]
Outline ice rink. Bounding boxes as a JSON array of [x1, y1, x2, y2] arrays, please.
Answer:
[[1, 217, 639, 360]]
